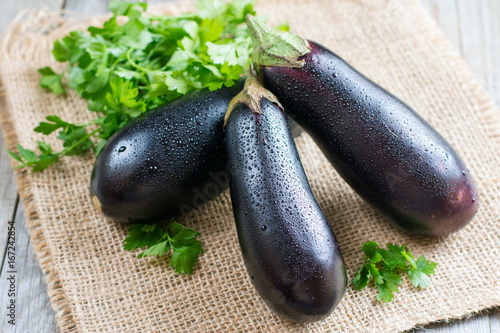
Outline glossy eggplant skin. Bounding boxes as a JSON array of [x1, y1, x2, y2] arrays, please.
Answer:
[[90, 82, 245, 222], [225, 98, 347, 322], [261, 41, 478, 236]]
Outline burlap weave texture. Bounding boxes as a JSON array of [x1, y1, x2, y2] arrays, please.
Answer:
[[1, 0, 499, 332]]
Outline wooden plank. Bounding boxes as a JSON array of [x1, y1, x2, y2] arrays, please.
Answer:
[[147, 0, 178, 3], [491, 309, 500, 333], [0, 203, 60, 333], [455, 0, 488, 85], [419, 0, 461, 49], [0, 143, 19, 260], [63, 0, 110, 16], [417, 316, 491, 333], [479, 0, 500, 107]]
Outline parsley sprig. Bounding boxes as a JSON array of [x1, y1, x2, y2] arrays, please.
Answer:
[[124, 220, 203, 275], [9, 0, 268, 171], [352, 242, 437, 302]]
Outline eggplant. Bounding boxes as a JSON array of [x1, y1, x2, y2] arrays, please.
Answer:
[[91, 79, 303, 223], [246, 16, 478, 237], [224, 72, 347, 322], [90, 82, 244, 222]]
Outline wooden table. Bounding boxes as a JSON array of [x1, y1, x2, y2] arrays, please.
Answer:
[[0, 1, 498, 332]]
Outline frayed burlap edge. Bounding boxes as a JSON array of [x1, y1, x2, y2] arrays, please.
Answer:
[[0, 1, 499, 332], [0, 70, 77, 331]]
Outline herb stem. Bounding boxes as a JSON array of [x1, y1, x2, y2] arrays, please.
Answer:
[[126, 49, 148, 74], [125, 48, 151, 89], [109, 54, 126, 73], [60, 127, 100, 156]]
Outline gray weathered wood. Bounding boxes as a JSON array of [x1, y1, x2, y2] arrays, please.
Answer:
[[0, 0, 498, 332], [416, 316, 491, 333], [0, 142, 19, 259], [477, 0, 500, 108], [64, 0, 110, 16], [492, 313, 500, 333], [0, 203, 60, 333]]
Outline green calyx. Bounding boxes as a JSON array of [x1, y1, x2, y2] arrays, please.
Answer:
[[224, 67, 283, 127], [245, 14, 311, 68]]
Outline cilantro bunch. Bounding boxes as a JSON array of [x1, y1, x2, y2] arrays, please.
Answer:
[[353, 242, 437, 302], [9, 0, 259, 171]]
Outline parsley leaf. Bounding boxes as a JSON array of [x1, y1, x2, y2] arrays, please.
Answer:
[[353, 242, 437, 302], [408, 255, 437, 288], [38, 67, 66, 95], [123, 220, 203, 275], [34, 115, 69, 135], [7, 142, 60, 172], [106, 76, 146, 118], [352, 265, 370, 290]]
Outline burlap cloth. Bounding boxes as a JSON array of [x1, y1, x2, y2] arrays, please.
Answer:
[[1, 0, 499, 332]]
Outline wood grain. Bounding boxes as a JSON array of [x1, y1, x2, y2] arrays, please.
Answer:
[[0, 203, 60, 333], [0, 1, 498, 332], [0, 145, 18, 260]]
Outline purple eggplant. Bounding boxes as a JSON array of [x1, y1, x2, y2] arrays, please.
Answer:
[[90, 82, 244, 222], [246, 16, 478, 237], [224, 72, 347, 322]]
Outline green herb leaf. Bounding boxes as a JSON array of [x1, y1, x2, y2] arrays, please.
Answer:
[[34, 115, 69, 135], [17, 144, 37, 163], [7, 143, 60, 172], [109, 1, 147, 17], [6, 150, 23, 163], [207, 42, 241, 66], [408, 256, 437, 288], [106, 76, 146, 118], [38, 67, 66, 95], [124, 220, 203, 275], [352, 265, 370, 291], [352, 242, 437, 302], [376, 277, 399, 302], [32, 153, 59, 172], [123, 224, 164, 250]]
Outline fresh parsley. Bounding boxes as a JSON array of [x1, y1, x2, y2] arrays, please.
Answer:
[[9, 0, 266, 171], [352, 242, 437, 302], [123, 220, 203, 275]]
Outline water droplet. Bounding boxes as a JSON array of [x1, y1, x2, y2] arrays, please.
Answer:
[[118, 146, 126, 153], [261, 225, 267, 231]]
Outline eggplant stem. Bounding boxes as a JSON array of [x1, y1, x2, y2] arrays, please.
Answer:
[[224, 67, 283, 128], [245, 14, 311, 69]]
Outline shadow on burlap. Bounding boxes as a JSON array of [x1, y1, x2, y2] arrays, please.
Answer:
[[0, 0, 499, 332]]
